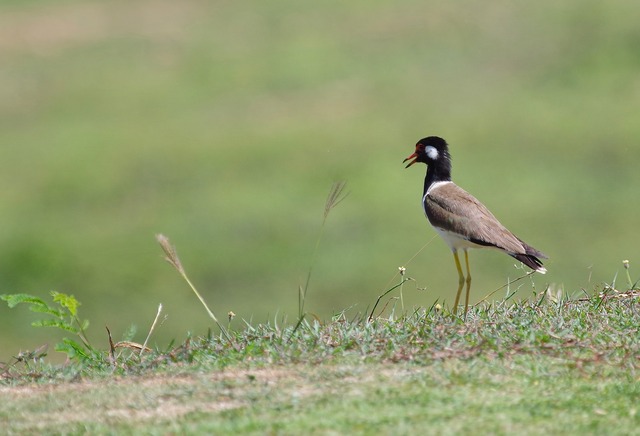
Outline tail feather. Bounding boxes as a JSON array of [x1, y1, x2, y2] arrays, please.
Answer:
[[511, 253, 546, 273], [517, 238, 548, 259], [511, 239, 547, 273]]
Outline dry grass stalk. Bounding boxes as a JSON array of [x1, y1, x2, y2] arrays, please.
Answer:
[[140, 303, 163, 358], [299, 181, 349, 320], [155, 234, 230, 341]]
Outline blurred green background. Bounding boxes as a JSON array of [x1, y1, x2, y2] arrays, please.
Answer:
[[1, 0, 639, 360]]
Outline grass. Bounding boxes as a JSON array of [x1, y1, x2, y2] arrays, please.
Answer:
[[0, 2, 639, 431], [1, 361, 637, 434], [1, 289, 638, 433], [3, 199, 636, 434], [2, 0, 640, 356]]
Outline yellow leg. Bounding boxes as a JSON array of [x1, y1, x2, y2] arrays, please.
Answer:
[[452, 251, 465, 314], [463, 250, 472, 320]]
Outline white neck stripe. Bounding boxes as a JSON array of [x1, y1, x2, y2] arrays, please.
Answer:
[[425, 180, 452, 195]]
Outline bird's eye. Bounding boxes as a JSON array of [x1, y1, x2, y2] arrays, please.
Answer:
[[425, 145, 439, 160]]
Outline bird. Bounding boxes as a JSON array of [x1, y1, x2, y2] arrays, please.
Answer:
[[403, 136, 547, 318]]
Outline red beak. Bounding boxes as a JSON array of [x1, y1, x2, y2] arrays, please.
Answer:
[[403, 152, 418, 168]]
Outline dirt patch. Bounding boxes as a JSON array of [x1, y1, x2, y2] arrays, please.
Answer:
[[1, 366, 296, 396], [1, 366, 310, 428], [1, 364, 443, 431]]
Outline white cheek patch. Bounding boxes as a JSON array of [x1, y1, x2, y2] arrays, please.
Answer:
[[425, 145, 439, 160]]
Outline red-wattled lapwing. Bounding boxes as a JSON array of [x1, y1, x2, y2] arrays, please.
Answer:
[[403, 136, 547, 317]]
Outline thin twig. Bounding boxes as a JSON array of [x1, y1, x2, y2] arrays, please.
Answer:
[[475, 271, 534, 306], [105, 326, 115, 364], [140, 303, 163, 358], [368, 277, 412, 322], [375, 236, 437, 305]]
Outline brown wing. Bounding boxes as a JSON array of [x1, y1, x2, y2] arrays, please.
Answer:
[[424, 183, 528, 255]]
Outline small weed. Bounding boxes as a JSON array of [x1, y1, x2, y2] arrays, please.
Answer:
[[0, 291, 97, 363], [623, 259, 639, 290]]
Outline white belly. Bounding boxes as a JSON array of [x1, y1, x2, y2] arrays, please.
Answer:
[[433, 227, 488, 252]]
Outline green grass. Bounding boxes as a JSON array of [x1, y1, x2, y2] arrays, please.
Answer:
[[1, 3, 640, 432], [2, 0, 640, 356], [1, 291, 638, 433]]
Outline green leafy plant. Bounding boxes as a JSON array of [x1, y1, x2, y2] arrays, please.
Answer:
[[1, 291, 96, 362]]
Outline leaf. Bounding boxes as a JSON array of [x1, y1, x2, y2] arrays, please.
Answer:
[[80, 319, 90, 331], [1, 293, 65, 317], [28, 304, 66, 318], [122, 324, 138, 341], [50, 291, 80, 317], [1, 293, 48, 309], [32, 319, 79, 334], [55, 338, 88, 360]]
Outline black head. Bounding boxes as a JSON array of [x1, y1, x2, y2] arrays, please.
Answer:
[[403, 136, 450, 168]]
